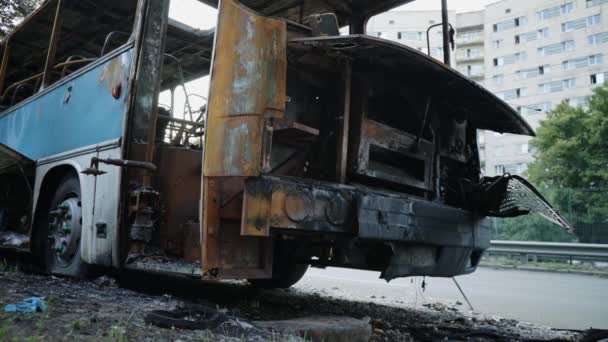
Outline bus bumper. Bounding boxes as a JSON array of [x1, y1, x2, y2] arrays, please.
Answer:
[[242, 176, 491, 280]]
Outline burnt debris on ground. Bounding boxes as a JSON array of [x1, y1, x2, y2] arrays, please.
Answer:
[[0, 265, 585, 342]]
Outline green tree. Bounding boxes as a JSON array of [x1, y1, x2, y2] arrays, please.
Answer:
[[0, 0, 41, 38], [501, 83, 608, 243], [528, 84, 608, 189]]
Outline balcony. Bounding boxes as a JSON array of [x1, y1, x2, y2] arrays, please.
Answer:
[[456, 36, 484, 46], [456, 53, 485, 62]]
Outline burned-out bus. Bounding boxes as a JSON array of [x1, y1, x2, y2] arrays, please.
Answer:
[[0, 0, 570, 287]]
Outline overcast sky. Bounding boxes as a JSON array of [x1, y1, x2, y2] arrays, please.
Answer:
[[395, 0, 499, 12], [165, 0, 501, 117], [169, 0, 501, 30]]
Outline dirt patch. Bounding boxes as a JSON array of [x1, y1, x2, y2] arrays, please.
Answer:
[[0, 264, 582, 342]]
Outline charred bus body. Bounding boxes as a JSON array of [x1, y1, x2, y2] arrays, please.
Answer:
[[0, 0, 570, 286]]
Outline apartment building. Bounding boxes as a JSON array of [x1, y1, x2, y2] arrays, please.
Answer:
[[367, 10, 456, 62], [455, 11, 486, 85], [368, 0, 608, 176], [483, 0, 608, 176]]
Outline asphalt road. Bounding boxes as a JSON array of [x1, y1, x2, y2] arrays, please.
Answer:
[[295, 266, 608, 330]]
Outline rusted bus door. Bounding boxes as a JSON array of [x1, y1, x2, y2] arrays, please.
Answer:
[[202, 0, 286, 279]]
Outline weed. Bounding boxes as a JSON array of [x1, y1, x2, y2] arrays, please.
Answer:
[[0, 320, 9, 340], [0, 259, 19, 273], [35, 297, 52, 333], [109, 325, 127, 342]]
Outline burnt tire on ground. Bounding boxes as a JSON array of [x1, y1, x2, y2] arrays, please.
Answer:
[[40, 172, 88, 278], [145, 306, 227, 330]]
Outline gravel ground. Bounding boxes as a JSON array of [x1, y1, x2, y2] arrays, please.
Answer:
[[0, 263, 587, 342]]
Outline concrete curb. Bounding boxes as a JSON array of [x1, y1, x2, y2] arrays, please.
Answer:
[[479, 263, 608, 278]]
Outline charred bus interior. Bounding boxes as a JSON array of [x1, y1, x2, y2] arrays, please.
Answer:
[[0, 0, 572, 284]]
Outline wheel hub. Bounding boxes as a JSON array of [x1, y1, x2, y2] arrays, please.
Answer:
[[48, 198, 82, 265]]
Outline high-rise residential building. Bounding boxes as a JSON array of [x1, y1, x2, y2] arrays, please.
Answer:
[[367, 0, 608, 176], [482, 0, 608, 176], [455, 11, 486, 85], [367, 10, 456, 62]]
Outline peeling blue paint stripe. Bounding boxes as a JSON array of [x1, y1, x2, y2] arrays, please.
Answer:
[[0, 49, 133, 161]]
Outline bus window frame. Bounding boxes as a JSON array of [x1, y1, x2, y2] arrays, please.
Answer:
[[0, 43, 135, 117], [0, 0, 140, 115]]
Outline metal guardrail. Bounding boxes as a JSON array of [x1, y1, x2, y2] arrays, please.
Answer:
[[487, 240, 608, 263]]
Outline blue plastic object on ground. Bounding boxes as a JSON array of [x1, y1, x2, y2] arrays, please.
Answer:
[[4, 297, 47, 313]]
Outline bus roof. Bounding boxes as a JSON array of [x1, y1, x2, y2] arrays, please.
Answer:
[[197, 0, 417, 26]]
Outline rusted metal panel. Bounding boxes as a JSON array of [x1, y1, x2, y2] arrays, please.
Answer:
[[203, 0, 286, 177], [202, 177, 221, 271], [240, 176, 355, 234], [242, 179, 272, 237], [201, 0, 287, 279], [154, 147, 201, 257], [41, 0, 63, 89], [129, 0, 170, 143]]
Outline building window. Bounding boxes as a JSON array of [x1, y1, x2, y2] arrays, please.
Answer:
[[519, 102, 549, 114], [587, 0, 608, 7], [494, 52, 526, 66], [538, 40, 574, 56], [588, 32, 608, 45], [465, 64, 484, 76], [492, 39, 503, 49], [497, 88, 525, 100], [458, 30, 483, 43], [493, 74, 504, 85], [590, 72, 607, 84], [493, 16, 526, 32], [562, 15, 601, 32], [495, 163, 527, 175], [537, 3, 573, 20], [515, 65, 550, 80], [505, 8, 511, 14], [399, 31, 423, 41], [431, 47, 444, 58], [562, 54, 603, 70], [389, 20, 395, 25], [567, 97, 588, 107], [515, 29, 548, 44], [539, 78, 575, 93]]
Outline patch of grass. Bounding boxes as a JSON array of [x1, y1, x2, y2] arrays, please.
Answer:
[[481, 258, 608, 273], [0, 259, 19, 273], [109, 325, 127, 342], [0, 320, 10, 340], [35, 297, 52, 333]]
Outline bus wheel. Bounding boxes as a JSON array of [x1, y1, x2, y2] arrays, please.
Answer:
[[43, 173, 88, 278], [248, 261, 309, 289]]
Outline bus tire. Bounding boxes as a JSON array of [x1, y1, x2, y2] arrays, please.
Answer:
[[248, 263, 309, 289], [42, 173, 88, 278]]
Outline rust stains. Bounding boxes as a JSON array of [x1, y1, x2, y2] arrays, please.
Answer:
[[201, 0, 287, 278], [203, 0, 286, 177]]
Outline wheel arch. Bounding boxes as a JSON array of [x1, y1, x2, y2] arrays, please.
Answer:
[[30, 163, 83, 257]]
